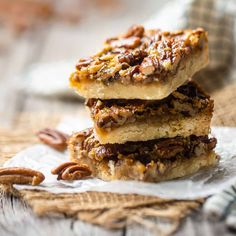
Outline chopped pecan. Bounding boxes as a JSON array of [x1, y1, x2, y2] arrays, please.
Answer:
[[110, 37, 141, 49], [129, 65, 140, 77], [118, 53, 135, 64], [154, 139, 185, 159], [105, 36, 119, 44], [37, 128, 69, 151], [158, 39, 173, 60], [140, 57, 155, 75], [51, 162, 92, 180], [76, 58, 93, 70], [85, 98, 97, 108], [70, 72, 80, 83], [118, 49, 147, 66], [206, 137, 217, 150], [172, 30, 184, 36], [124, 25, 144, 38], [151, 56, 160, 70], [0, 167, 45, 185], [184, 29, 204, 47]]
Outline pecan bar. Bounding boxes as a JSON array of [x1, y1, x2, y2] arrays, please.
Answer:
[[69, 128, 218, 182], [70, 25, 208, 99], [86, 80, 214, 144]]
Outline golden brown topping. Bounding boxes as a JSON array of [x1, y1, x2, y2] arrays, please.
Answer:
[[73, 128, 217, 164], [37, 128, 69, 151], [86, 81, 213, 130], [70, 26, 208, 85], [0, 167, 45, 186], [51, 162, 92, 180]]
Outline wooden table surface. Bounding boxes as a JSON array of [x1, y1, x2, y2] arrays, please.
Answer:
[[0, 1, 235, 235]]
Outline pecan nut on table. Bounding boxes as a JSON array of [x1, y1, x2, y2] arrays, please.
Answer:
[[0, 167, 45, 185], [36, 128, 69, 151], [51, 162, 92, 181]]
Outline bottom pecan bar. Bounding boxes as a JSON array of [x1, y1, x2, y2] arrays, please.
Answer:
[[68, 128, 219, 182]]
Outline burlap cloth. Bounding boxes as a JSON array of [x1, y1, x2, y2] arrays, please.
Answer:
[[0, 81, 236, 235]]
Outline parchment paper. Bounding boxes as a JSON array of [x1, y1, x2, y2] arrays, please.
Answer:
[[4, 116, 236, 199]]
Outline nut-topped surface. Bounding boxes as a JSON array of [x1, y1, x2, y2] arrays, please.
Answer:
[[86, 81, 213, 131], [71, 128, 216, 164], [70, 25, 208, 86]]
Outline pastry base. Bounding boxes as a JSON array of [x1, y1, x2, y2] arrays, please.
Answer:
[[95, 112, 212, 144], [71, 48, 208, 100]]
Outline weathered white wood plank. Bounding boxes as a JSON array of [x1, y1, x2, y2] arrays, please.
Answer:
[[22, 94, 84, 114], [0, 190, 123, 236], [0, 30, 49, 127], [73, 220, 122, 236], [0, 191, 75, 236], [174, 212, 235, 236], [125, 217, 179, 236]]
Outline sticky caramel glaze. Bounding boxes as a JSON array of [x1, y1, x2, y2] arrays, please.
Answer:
[[71, 26, 208, 85], [86, 81, 213, 130], [70, 128, 216, 164]]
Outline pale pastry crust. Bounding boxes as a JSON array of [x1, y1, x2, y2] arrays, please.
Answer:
[[71, 48, 208, 99], [70, 150, 218, 182], [94, 111, 212, 144]]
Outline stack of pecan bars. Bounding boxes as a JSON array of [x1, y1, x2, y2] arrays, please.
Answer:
[[68, 25, 219, 182]]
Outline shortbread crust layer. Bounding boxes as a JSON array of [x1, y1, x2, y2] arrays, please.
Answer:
[[94, 112, 212, 144]]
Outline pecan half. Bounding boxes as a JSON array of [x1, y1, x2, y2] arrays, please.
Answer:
[[0, 167, 45, 185], [51, 162, 92, 181], [118, 49, 147, 66], [37, 128, 69, 151], [124, 25, 144, 38], [110, 37, 141, 49]]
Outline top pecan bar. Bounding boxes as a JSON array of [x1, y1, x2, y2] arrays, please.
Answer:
[[70, 25, 208, 99]]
